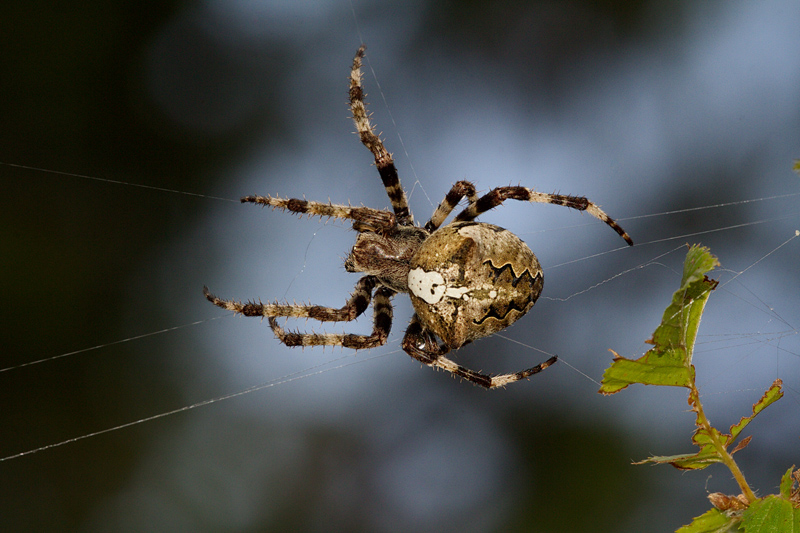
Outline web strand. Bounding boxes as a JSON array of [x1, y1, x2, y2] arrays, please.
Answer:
[[0, 348, 397, 462], [1, 161, 239, 203]]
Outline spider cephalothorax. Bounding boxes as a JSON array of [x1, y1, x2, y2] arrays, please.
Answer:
[[204, 45, 633, 389]]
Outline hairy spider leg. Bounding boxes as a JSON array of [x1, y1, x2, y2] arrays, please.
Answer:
[[268, 287, 395, 349], [349, 45, 414, 227], [203, 275, 379, 322], [401, 315, 558, 389], [241, 195, 396, 233], [424, 180, 479, 232], [453, 186, 634, 246]]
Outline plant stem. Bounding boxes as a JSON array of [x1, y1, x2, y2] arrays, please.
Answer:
[[689, 384, 757, 503]]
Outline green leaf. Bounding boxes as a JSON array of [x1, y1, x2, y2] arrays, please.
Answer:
[[600, 245, 719, 394], [779, 466, 797, 500], [676, 508, 739, 533], [729, 380, 784, 441], [741, 495, 800, 532], [597, 356, 695, 393]]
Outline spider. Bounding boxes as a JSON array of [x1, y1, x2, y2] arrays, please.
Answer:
[[204, 44, 633, 389]]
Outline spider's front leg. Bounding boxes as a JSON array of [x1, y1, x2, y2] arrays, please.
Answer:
[[241, 195, 396, 233], [401, 315, 557, 389], [349, 45, 414, 227], [424, 180, 479, 232], [453, 186, 634, 246]]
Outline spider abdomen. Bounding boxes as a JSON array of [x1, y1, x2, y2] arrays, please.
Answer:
[[408, 221, 543, 348]]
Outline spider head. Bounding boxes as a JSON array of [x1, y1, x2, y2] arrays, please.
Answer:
[[344, 226, 428, 292]]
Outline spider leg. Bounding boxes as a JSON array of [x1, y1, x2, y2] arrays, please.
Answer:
[[203, 276, 378, 321], [349, 45, 413, 227], [241, 195, 396, 233], [268, 287, 395, 349], [401, 315, 558, 389], [424, 180, 479, 232], [453, 186, 633, 246]]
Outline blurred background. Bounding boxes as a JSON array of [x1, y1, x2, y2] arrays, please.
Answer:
[[2, 0, 799, 531]]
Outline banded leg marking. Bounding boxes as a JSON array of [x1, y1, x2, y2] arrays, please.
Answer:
[[401, 315, 558, 389], [453, 186, 633, 245], [269, 287, 395, 349], [425, 180, 479, 232], [203, 276, 378, 322], [242, 195, 396, 232], [349, 45, 413, 226]]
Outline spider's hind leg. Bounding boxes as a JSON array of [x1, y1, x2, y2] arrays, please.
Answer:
[[401, 315, 558, 389], [203, 276, 379, 322], [349, 45, 413, 226], [269, 286, 395, 350], [205, 279, 395, 351]]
